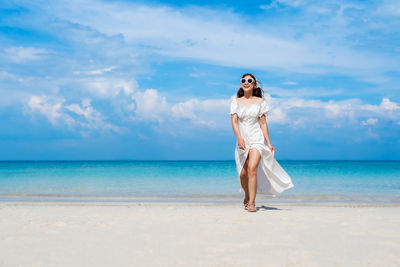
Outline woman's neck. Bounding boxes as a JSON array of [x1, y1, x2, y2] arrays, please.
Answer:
[[243, 90, 253, 99]]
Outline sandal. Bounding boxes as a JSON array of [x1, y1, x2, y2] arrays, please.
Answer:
[[243, 198, 249, 210], [247, 203, 256, 212]]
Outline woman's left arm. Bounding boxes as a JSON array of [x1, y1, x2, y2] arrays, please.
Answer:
[[259, 115, 276, 153]]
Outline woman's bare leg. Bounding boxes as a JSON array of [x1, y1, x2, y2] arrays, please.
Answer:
[[240, 156, 250, 204], [247, 149, 262, 206]]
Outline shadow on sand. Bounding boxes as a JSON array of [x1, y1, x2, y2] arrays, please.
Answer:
[[256, 205, 291, 211]]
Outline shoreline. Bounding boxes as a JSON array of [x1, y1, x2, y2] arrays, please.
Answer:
[[2, 201, 400, 208], [1, 193, 400, 206]]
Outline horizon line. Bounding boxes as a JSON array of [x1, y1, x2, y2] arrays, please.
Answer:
[[0, 159, 399, 162]]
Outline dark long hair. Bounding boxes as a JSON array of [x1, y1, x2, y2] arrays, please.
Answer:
[[236, 73, 264, 98]]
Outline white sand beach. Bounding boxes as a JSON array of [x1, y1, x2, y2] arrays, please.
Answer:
[[0, 201, 399, 267]]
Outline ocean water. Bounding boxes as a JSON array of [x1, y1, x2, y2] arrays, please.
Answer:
[[0, 160, 399, 203]]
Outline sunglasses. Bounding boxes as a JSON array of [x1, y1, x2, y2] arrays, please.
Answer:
[[241, 78, 254, 84]]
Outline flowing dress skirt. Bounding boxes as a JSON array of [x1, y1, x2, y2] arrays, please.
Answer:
[[234, 143, 294, 196]]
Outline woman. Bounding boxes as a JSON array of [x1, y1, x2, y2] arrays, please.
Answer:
[[230, 73, 294, 212]]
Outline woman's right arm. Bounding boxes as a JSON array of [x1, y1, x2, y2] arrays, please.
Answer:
[[231, 114, 246, 150]]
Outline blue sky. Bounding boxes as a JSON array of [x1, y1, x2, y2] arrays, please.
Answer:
[[0, 0, 399, 160]]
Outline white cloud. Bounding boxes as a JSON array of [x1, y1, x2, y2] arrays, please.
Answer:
[[171, 99, 198, 119], [28, 95, 120, 133], [84, 78, 137, 98], [361, 118, 378, 126], [170, 98, 227, 127], [380, 98, 400, 111], [124, 86, 400, 131], [3, 46, 48, 63], [28, 95, 74, 126], [275, 96, 399, 124], [34, 0, 399, 75], [24, 81, 400, 137], [131, 89, 169, 123], [82, 98, 91, 107], [282, 81, 298, 86], [269, 107, 288, 124], [65, 102, 93, 119], [260, 96, 400, 128], [65, 100, 120, 132], [361, 98, 400, 121], [73, 66, 117, 75]]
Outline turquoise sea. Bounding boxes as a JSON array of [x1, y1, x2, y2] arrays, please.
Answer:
[[0, 160, 399, 203]]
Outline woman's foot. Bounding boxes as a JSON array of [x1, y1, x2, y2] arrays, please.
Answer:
[[243, 197, 249, 210], [247, 203, 256, 212]]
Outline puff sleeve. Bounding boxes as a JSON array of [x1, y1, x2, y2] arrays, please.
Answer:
[[258, 99, 270, 118], [229, 97, 238, 116]]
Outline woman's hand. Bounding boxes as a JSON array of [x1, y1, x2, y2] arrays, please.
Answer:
[[267, 143, 276, 154], [237, 137, 246, 150]]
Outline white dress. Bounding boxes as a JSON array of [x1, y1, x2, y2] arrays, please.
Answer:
[[230, 94, 294, 196]]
